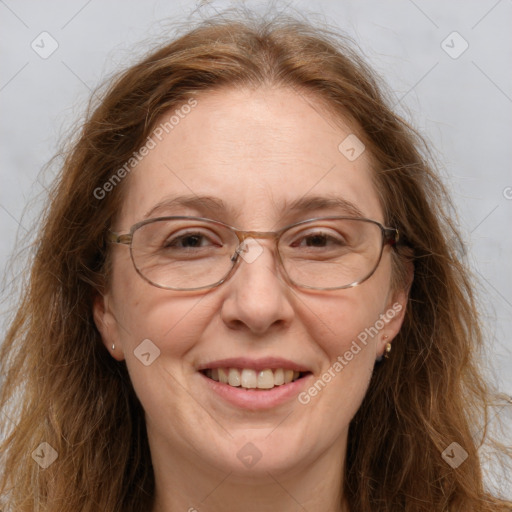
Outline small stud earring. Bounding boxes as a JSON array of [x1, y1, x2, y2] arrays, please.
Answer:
[[376, 335, 390, 362], [112, 344, 115, 351]]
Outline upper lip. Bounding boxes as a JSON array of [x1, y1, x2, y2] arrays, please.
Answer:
[[197, 357, 312, 373]]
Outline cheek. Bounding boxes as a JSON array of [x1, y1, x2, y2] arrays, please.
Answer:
[[108, 254, 218, 408], [294, 274, 391, 424], [301, 294, 380, 381], [115, 289, 212, 358], [312, 251, 392, 328], [301, 282, 390, 362], [296, 304, 377, 438], [109, 264, 218, 434], [109, 251, 202, 346]]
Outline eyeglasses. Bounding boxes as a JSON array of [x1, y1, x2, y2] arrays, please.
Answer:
[[107, 216, 399, 291]]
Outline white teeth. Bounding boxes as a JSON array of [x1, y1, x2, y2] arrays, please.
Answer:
[[205, 367, 304, 389], [228, 368, 241, 387], [241, 369, 257, 388], [273, 368, 284, 386], [257, 369, 274, 389], [218, 368, 229, 384]]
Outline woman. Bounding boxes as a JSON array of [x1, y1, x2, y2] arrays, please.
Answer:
[[0, 10, 510, 512]]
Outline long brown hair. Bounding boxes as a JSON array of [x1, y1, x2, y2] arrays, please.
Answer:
[[1, 9, 511, 512]]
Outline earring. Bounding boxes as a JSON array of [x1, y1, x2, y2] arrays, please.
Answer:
[[112, 343, 115, 351], [376, 335, 390, 362]]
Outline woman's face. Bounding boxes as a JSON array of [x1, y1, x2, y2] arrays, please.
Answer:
[[94, 86, 407, 480]]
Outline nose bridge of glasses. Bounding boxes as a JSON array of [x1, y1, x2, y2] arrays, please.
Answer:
[[231, 230, 280, 264], [235, 230, 279, 244]]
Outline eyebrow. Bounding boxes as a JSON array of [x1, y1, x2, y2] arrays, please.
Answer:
[[143, 195, 236, 219], [286, 195, 365, 218], [143, 194, 365, 220]]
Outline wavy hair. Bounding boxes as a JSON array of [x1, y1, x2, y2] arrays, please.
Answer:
[[1, 9, 511, 512]]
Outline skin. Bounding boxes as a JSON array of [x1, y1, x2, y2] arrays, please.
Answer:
[[93, 86, 408, 512]]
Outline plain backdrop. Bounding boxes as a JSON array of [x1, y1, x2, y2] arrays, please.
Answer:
[[1, 0, 511, 470]]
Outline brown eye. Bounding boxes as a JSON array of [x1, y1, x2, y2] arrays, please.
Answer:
[[164, 231, 220, 249], [290, 230, 347, 249]]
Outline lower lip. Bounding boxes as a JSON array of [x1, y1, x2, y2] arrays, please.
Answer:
[[199, 372, 312, 410]]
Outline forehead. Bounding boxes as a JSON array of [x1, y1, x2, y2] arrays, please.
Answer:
[[117, 86, 383, 230]]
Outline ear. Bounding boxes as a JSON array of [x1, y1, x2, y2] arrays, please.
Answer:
[[376, 260, 413, 359], [375, 288, 408, 360], [93, 293, 125, 361]]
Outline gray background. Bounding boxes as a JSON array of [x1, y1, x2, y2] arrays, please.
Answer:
[[1, 0, 511, 483]]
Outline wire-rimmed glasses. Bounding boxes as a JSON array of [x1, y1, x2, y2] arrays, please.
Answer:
[[108, 216, 400, 291]]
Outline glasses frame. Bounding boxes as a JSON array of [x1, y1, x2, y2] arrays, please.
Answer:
[[108, 215, 400, 291]]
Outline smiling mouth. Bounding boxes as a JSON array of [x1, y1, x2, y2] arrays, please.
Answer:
[[200, 368, 311, 390]]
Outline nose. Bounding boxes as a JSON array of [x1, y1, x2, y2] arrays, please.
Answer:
[[219, 238, 295, 335]]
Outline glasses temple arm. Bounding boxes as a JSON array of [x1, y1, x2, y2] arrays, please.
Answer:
[[107, 231, 132, 245]]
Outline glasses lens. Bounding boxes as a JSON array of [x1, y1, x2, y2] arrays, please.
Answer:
[[131, 218, 238, 290], [129, 217, 385, 291], [279, 218, 383, 289]]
